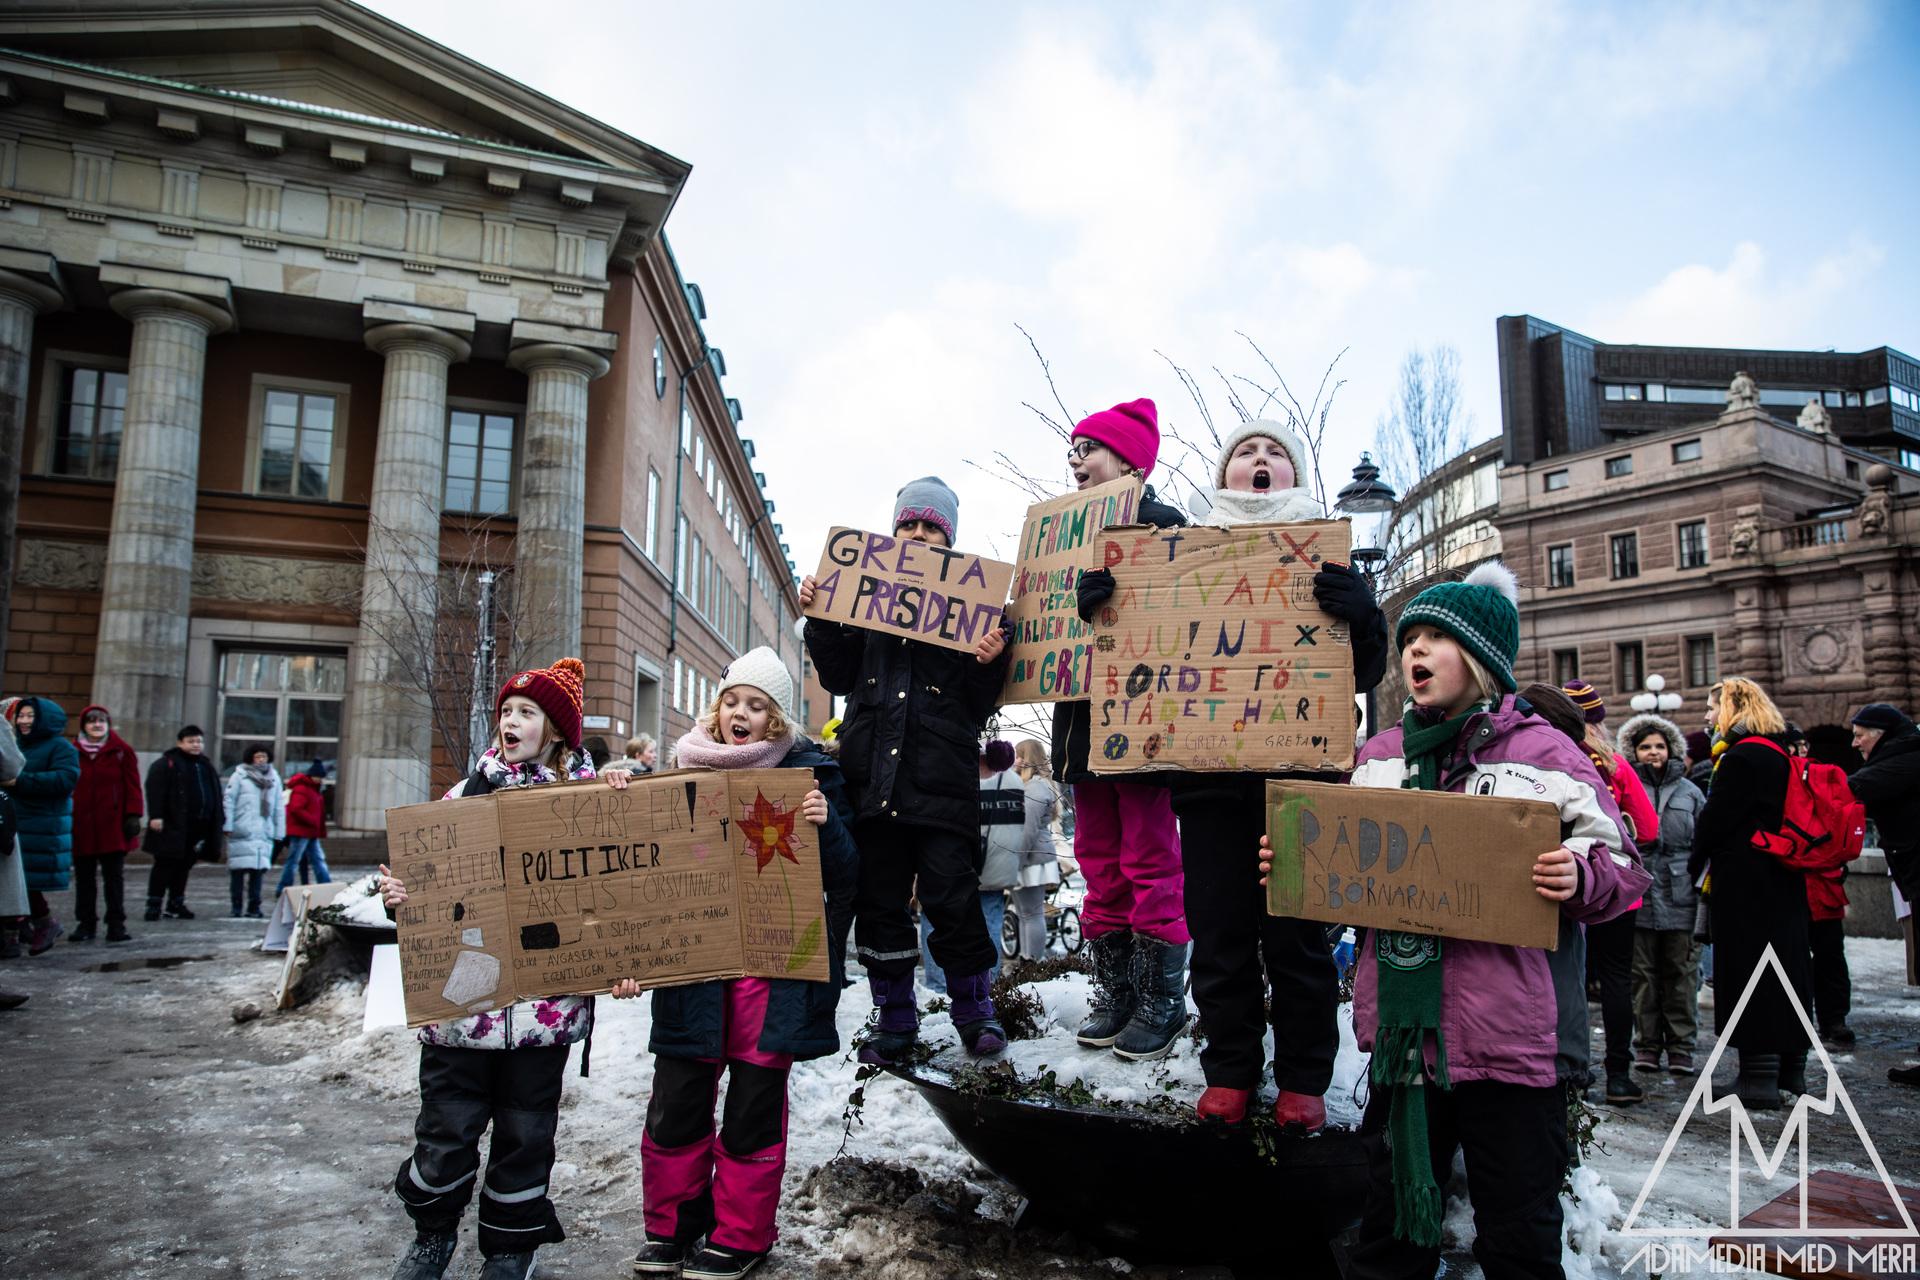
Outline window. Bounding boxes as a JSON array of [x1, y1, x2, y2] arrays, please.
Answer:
[[644, 468, 661, 561], [676, 515, 688, 586], [680, 403, 693, 454], [1544, 470, 1569, 492], [50, 366, 128, 479], [1609, 532, 1639, 579], [1845, 460, 1860, 482], [1844, 390, 1861, 408], [693, 433, 706, 475], [1900, 449, 1920, 471], [689, 534, 703, 607], [1677, 520, 1709, 569], [1645, 383, 1666, 402], [653, 337, 667, 398], [1552, 649, 1579, 686], [672, 658, 684, 713], [1604, 455, 1632, 479], [216, 650, 347, 784], [1603, 383, 1625, 402], [1616, 641, 1645, 694], [444, 409, 516, 514], [1864, 387, 1889, 407], [1672, 439, 1703, 464], [1823, 389, 1843, 408], [1547, 544, 1575, 589], [1686, 636, 1717, 688], [258, 389, 338, 499]]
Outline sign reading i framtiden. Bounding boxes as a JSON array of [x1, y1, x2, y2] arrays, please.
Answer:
[[1086, 520, 1356, 774], [1002, 476, 1144, 703]]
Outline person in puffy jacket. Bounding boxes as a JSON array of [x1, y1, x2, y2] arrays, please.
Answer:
[[70, 704, 141, 943], [0, 698, 31, 975], [800, 475, 1014, 1065], [223, 744, 285, 918], [8, 696, 79, 954], [1617, 713, 1707, 1075], [276, 761, 333, 894]]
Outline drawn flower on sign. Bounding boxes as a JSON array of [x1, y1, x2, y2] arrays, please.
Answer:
[[738, 791, 799, 872], [1233, 720, 1246, 734]]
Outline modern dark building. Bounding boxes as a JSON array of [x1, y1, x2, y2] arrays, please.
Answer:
[[1495, 315, 1920, 467]]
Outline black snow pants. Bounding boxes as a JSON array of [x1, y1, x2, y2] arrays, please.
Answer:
[[853, 818, 996, 981]]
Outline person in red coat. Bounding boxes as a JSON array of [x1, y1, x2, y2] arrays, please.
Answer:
[[275, 760, 333, 893], [71, 705, 140, 942]]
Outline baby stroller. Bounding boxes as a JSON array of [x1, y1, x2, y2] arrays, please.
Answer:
[[1001, 855, 1082, 958]]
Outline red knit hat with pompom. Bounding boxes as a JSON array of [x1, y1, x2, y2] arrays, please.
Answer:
[[497, 656, 586, 750]]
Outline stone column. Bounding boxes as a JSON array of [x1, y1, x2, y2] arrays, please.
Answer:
[[92, 285, 233, 752], [0, 264, 64, 678], [340, 322, 471, 830], [505, 340, 610, 665]]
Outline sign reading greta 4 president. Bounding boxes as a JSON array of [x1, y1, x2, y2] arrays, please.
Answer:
[[802, 527, 1014, 654]]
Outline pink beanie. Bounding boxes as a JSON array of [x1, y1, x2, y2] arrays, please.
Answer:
[[1072, 399, 1160, 478]]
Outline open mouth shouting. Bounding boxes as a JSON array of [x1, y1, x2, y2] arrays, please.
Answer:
[[1409, 663, 1433, 694], [1073, 467, 1092, 489], [502, 730, 522, 749], [1251, 466, 1273, 491], [727, 721, 753, 743]]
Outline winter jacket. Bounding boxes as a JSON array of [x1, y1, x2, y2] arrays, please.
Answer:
[[223, 765, 287, 872], [1051, 485, 1187, 784], [12, 697, 79, 892], [72, 720, 143, 858], [1017, 773, 1062, 888], [0, 721, 25, 918], [804, 616, 1012, 838], [1849, 721, 1920, 904], [978, 767, 1027, 891], [143, 747, 224, 858], [1602, 752, 1659, 847], [1617, 714, 1705, 932], [649, 738, 861, 1062], [1349, 697, 1650, 1088], [1693, 735, 1811, 1052], [285, 774, 328, 839]]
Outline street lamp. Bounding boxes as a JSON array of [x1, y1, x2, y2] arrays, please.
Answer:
[[1630, 673, 1684, 715], [1335, 453, 1400, 741]]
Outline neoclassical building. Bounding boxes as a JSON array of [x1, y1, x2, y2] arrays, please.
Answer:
[[0, 2, 808, 831]]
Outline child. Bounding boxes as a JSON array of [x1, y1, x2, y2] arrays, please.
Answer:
[[222, 744, 284, 919], [800, 475, 1014, 1062], [1614, 712, 1706, 1075], [1050, 399, 1194, 1058], [1088, 419, 1388, 1113], [70, 704, 142, 943], [379, 657, 632, 1280], [277, 761, 333, 892], [620, 647, 857, 1280], [1263, 563, 1648, 1279]]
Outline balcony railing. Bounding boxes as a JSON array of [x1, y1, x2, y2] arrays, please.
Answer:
[[1778, 517, 1850, 550]]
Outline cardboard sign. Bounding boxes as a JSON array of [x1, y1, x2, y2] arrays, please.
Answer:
[[1003, 476, 1144, 703], [385, 768, 831, 1028], [1264, 779, 1562, 949], [803, 527, 1014, 652], [1085, 520, 1357, 774]]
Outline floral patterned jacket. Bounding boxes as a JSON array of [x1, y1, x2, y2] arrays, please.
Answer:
[[415, 748, 597, 1052]]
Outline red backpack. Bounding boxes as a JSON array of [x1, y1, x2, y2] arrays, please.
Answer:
[[1738, 737, 1866, 871]]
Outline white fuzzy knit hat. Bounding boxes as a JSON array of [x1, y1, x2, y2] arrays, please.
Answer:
[[1214, 418, 1312, 490], [719, 646, 794, 722]]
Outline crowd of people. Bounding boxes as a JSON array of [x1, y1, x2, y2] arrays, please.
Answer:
[[4, 397, 1917, 1280]]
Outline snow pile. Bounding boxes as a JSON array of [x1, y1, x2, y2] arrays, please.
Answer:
[[311, 871, 395, 928]]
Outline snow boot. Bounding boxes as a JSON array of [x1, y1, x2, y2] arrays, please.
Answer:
[[1821, 1023, 1855, 1047], [857, 972, 920, 1066], [1889, 1063, 1920, 1088], [68, 926, 97, 944], [143, 897, 162, 923], [164, 901, 195, 920], [949, 970, 1006, 1056], [391, 1230, 458, 1280], [1196, 1086, 1251, 1124], [1736, 1052, 1782, 1111], [1076, 930, 1135, 1048], [478, 1250, 537, 1280], [1273, 1090, 1327, 1133], [1779, 1048, 1809, 1096], [1112, 936, 1189, 1061], [26, 916, 63, 955], [106, 925, 133, 944], [1605, 1074, 1644, 1105], [632, 1238, 694, 1274], [1667, 1051, 1696, 1076], [682, 1244, 768, 1280]]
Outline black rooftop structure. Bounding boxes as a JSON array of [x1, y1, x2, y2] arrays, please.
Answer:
[[1495, 315, 1920, 465]]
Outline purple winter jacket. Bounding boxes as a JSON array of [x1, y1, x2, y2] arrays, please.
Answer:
[[1349, 698, 1652, 1088]]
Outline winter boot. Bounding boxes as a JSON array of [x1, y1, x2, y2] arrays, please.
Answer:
[[1196, 1086, 1251, 1124], [1779, 1048, 1809, 1096], [68, 926, 97, 944], [1273, 1091, 1327, 1133], [26, 916, 63, 955], [1076, 930, 1136, 1048], [1735, 1052, 1782, 1111], [390, 1230, 458, 1280], [1821, 1023, 1856, 1047], [682, 1243, 768, 1280], [949, 971, 1006, 1056], [106, 926, 133, 944], [1890, 1063, 1920, 1087], [1604, 1073, 1644, 1105], [857, 972, 920, 1066], [632, 1238, 694, 1274], [1112, 936, 1190, 1061], [0, 991, 26, 1010], [143, 897, 162, 923], [478, 1251, 537, 1280], [164, 901, 195, 920]]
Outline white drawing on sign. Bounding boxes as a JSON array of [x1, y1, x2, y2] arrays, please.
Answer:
[[461, 927, 484, 947], [442, 949, 500, 1008], [1621, 943, 1917, 1239]]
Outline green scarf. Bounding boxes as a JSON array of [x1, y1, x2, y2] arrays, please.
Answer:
[[1373, 703, 1480, 1247]]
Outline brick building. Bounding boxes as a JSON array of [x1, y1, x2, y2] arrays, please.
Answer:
[[0, 1, 806, 831]]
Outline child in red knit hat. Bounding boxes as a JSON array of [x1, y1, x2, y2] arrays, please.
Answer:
[[378, 656, 635, 1280]]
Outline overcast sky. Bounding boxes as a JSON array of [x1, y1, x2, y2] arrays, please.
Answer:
[[377, 0, 1920, 572]]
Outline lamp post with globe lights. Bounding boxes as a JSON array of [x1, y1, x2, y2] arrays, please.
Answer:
[[1629, 673, 1684, 717], [1335, 452, 1399, 740]]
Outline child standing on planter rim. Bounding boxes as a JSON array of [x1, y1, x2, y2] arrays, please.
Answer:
[[378, 657, 631, 1280], [1263, 563, 1648, 1279], [800, 476, 1014, 1062], [620, 648, 857, 1280]]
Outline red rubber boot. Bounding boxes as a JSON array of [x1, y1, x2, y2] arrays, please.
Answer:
[[1195, 1086, 1251, 1124], [1273, 1091, 1326, 1133]]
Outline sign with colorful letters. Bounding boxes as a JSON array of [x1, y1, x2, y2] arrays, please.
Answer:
[[1002, 476, 1144, 703], [803, 527, 1014, 653]]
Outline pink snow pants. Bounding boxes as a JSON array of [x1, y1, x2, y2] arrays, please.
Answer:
[[1072, 778, 1189, 945], [640, 978, 793, 1253]]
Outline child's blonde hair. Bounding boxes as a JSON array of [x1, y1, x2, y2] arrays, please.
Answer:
[[698, 686, 792, 744], [1715, 676, 1786, 738], [1014, 739, 1051, 779]]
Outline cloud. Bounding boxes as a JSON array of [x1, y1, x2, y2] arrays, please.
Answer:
[[1588, 237, 1888, 348]]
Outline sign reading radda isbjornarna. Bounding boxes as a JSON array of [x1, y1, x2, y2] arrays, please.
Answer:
[[803, 527, 1014, 653], [1003, 476, 1144, 703], [1086, 520, 1356, 774]]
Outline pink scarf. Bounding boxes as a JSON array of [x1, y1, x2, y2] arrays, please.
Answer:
[[672, 726, 794, 772]]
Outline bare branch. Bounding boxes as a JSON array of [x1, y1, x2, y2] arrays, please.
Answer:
[[1015, 322, 1079, 440]]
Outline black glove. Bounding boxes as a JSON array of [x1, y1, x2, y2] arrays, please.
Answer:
[[1312, 560, 1378, 626], [1076, 568, 1117, 623], [122, 815, 143, 844]]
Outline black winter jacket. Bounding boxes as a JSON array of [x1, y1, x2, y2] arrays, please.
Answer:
[[142, 747, 224, 858], [648, 739, 861, 1062], [1051, 484, 1188, 784], [805, 619, 1011, 837], [1850, 722, 1920, 902]]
